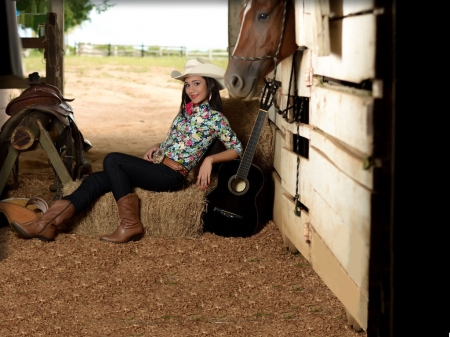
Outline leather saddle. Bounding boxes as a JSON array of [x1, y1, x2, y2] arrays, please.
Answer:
[[6, 73, 75, 127], [1, 72, 92, 187]]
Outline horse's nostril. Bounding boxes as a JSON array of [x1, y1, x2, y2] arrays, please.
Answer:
[[230, 75, 242, 89]]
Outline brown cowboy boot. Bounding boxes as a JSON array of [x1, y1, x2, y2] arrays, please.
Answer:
[[100, 193, 144, 243], [10, 200, 75, 241]]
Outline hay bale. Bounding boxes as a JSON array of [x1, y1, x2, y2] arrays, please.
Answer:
[[63, 181, 207, 239], [61, 98, 274, 239]]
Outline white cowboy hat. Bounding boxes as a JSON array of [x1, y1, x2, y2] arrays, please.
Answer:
[[171, 58, 226, 90]]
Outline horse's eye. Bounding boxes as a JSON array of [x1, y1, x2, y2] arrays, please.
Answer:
[[258, 14, 269, 21]]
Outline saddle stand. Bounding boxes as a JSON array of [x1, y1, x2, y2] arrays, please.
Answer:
[[0, 72, 93, 199]]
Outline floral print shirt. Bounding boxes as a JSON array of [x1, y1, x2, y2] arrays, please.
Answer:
[[159, 102, 243, 171]]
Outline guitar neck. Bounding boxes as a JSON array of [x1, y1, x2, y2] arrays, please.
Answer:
[[236, 108, 267, 180]]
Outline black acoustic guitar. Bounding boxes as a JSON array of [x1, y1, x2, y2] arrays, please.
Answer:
[[203, 81, 279, 237]]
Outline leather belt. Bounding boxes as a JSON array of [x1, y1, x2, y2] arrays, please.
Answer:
[[161, 157, 188, 177]]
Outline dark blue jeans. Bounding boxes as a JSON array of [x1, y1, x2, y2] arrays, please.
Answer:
[[63, 152, 185, 215]]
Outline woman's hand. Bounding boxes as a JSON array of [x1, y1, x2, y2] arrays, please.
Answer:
[[196, 149, 239, 190], [196, 157, 213, 190], [143, 145, 160, 162]]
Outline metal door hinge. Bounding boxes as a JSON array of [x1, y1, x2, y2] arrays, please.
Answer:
[[305, 68, 313, 87]]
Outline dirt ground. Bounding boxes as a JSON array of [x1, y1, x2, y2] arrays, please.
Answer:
[[0, 61, 367, 336]]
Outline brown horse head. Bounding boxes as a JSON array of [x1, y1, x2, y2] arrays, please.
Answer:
[[225, 0, 298, 101]]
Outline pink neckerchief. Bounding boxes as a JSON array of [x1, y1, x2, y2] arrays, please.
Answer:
[[185, 101, 194, 116]]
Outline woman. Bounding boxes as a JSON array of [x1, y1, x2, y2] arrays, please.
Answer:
[[10, 58, 243, 244]]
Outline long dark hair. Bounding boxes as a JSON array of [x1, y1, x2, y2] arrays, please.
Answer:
[[179, 76, 223, 114]]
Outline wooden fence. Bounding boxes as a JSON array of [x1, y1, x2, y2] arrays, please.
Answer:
[[75, 43, 228, 60]]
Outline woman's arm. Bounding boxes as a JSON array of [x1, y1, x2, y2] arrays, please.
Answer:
[[196, 149, 239, 190]]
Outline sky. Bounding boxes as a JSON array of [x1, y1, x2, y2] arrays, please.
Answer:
[[17, 0, 230, 51], [65, 0, 230, 51]]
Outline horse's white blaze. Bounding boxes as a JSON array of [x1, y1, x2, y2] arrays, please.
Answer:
[[233, 0, 252, 56]]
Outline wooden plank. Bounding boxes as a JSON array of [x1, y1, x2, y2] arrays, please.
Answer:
[[330, 0, 376, 17], [45, 9, 64, 93], [279, 49, 313, 97], [49, 0, 64, 93], [279, 123, 373, 201], [296, 48, 313, 96], [268, 101, 277, 123], [279, 147, 312, 207], [280, 55, 293, 96], [0, 91, 10, 126], [227, 0, 243, 57], [307, 0, 330, 56], [281, 191, 311, 260], [309, 182, 370, 290], [0, 146, 19, 194], [45, 12, 57, 89], [312, 14, 376, 83], [310, 129, 373, 189], [272, 129, 285, 177], [295, 0, 331, 56], [279, 148, 296, 197], [271, 170, 283, 231], [310, 84, 374, 155], [21, 37, 45, 49], [272, 95, 285, 131], [0, 75, 28, 89], [309, 225, 368, 330], [37, 122, 72, 185], [280, 146, 371, 290], [308, 147, 370, 288], [272, 172, 298, 253], [278, 184, 368, 330]]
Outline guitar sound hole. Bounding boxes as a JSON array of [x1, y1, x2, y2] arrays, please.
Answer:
[[228, 176, 249, 195]]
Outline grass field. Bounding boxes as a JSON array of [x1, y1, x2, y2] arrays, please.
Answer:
[[23, 50, 230, 79]]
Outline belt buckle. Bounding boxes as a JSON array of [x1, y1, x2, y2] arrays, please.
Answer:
[[152, 149, 165, 164]]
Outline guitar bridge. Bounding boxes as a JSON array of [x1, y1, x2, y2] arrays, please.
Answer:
[[213, 207, 243, 219]]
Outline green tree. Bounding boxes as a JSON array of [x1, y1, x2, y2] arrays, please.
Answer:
[[16, 0, 113, 34]]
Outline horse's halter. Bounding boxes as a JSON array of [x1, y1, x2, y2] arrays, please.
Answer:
[[231, 0, 288, 81]]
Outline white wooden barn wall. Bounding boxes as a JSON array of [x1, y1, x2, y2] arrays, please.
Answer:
[[264, 0, 381, 331]]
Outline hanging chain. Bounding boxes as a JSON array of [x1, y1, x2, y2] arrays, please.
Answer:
[[294, 121, 302, 217], [293, 94, 304, 216]]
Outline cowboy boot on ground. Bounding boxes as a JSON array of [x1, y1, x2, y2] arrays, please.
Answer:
[[10, 200, 75, 241], [100, 193, 144, 243]]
